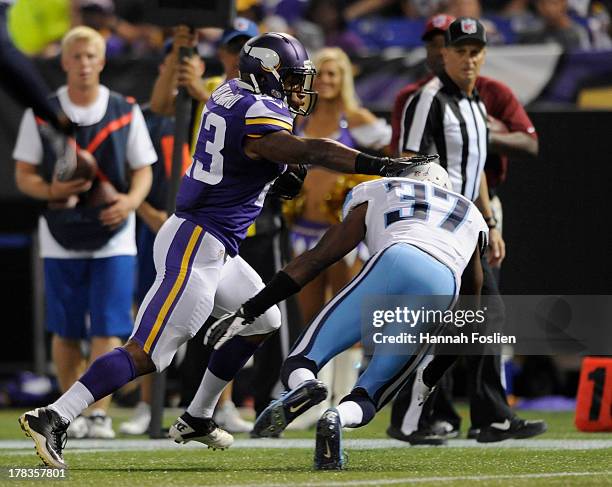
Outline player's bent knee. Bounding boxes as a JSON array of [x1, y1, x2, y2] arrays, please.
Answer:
[[124, 339, 156, 376], [253, 304, 282, 333]]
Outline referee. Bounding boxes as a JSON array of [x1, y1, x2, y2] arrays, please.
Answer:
[[388, 17, 546, 444]]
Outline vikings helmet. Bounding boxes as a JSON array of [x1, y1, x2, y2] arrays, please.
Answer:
[[398, 154, 454, 191], [239, 32, 317, 116]]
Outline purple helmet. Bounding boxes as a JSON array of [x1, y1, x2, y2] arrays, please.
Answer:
[[239, 32, 317, 116]]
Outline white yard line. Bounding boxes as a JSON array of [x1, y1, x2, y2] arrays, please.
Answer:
[[1, 438, 612, 453], [222, 471, 612, 487]]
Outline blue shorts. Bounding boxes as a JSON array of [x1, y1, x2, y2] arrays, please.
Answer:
[[44, 256, 136, 339]]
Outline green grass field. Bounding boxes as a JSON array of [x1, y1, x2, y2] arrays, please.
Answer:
[[1, 406, 611, 486]]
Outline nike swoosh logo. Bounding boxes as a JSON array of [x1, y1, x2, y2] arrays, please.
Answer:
[[490, 419, 511, 430], [323, 440, 331, 458], [289, 400, 310, 413]]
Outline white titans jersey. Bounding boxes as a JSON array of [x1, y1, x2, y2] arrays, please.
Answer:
[[343, 177, 488, 282]]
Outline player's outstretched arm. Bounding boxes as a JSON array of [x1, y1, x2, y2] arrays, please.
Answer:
[[244, 130, 411, 176], [205, 204, 368, 349], [284, 202, 368, 283]]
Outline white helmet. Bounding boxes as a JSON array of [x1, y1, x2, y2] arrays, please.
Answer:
[[398, 154, 453, 191]]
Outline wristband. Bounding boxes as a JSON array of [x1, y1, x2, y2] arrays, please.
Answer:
[[355, 153, 386, 175]]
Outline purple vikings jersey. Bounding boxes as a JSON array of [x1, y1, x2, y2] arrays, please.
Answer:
[[175, 79, 291, 256]]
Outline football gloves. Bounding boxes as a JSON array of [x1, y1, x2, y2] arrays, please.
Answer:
[[204, 307, 254, 350], [268, 164, 307, 200], [40, 124, 78, 182], [380, 154, 441, 177]]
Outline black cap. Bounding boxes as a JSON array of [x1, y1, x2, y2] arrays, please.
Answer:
[[445, 17, 487, 47]]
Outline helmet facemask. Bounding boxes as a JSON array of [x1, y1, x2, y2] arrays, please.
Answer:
[[279, 63, 318, 116], [240, 41, 318, 116]]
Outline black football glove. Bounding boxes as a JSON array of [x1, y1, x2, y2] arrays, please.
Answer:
[[268, 164, 307, 200], [381, 153, 441, 177], [204, 307, 254, 350]]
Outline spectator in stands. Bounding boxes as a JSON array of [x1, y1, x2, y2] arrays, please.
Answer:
[[481, 0, 530, 15], [286, 46, 390, 430], [80, 0, 164, 57], [519, 0, 591, 49], [79, 0, 126, 57], [447, 0, 506, 43], [293, 0, 365, 55], [13, 26, 155, 439], [400, 0, 447, 19]]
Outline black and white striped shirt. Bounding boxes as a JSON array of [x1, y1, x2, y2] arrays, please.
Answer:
[[399, 72, 488, 201]]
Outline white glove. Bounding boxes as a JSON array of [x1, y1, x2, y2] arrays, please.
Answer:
[[204, 307, 253, 350]]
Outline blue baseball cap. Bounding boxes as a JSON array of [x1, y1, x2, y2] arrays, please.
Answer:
[[219, 17, 259, 46]]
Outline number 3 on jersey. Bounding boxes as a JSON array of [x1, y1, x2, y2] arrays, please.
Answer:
[[384, 181, 469, 232], [190, 112, 226, 185]]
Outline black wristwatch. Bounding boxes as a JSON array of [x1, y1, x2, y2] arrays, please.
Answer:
[[485, 216, 498, 229]]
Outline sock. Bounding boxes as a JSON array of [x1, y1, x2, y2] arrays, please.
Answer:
[[187, 369, 228, 419], [336, 401, 363, 428], [48, 381, 94, 423], [338, 388, 376, 427], [80, 347, 136, 399], [280, 355, 319, 389], [287, 368, 316, 390], [187, 336, 259, 418]]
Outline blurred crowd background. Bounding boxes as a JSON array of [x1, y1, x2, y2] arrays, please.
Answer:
[[6, 0, 612, 58]]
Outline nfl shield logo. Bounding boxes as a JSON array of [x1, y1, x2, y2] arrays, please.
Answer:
[[432, 15, 448, 28], [461, 19, 477, 34]]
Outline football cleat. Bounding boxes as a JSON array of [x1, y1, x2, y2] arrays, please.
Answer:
[[213, 401, 253, 434], [252, 379, 328, 438], [87, 412, 116, 439], [386, 424, 447, 445], [477, 417, 547, 443], [314, 408, 344, 470], [467, 427, 480, 439], [18, 407, 69, 469], [66, 415, 88, 439], [431, 420, 460, 439], [119, 402, 151, 435], [168, 412, 233, 450]]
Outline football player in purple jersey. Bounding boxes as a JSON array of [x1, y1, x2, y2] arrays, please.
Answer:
[[19, 32, 417, 469]]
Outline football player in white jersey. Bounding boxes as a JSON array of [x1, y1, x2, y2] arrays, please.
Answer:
[[207, 156, 488, 469]]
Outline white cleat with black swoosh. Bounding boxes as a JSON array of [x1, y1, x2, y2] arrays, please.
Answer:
[[252, 379, 328, 438], [168, 412, 233, 450]]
